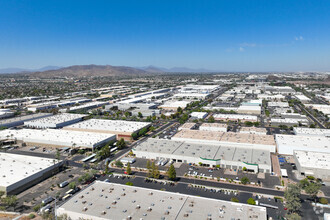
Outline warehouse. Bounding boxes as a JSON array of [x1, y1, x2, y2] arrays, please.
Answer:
[[295, 94, 311, 103], [213, 114, 258, 122], [56, 181, 267, 220], [275, 134, 330, 155], [270, 117, 309, 126], [237, 105, 261, 115], [293, 127, 330, 137], [268, 102, 289, 107], [0, 109, 14, 119], [189, 112, 208, 119], [199, 123, 227, 132], [159, 100, 191, 111], [0, 153, 62, 195], [172, 130, 276, 152], [67, 101, 108, 112], [178, 122, 197, 131], [0, 113, 53, 129], [133, 139, 271, 173], [293, 150, 330, 181], [63, 119, 150, 141], [0, 129, 116, 150], [239, 127, 268, 135], [173, 93, 209, 100], [24, 113, 87, 129]]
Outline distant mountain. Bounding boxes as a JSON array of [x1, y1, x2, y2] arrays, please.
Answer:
[[138, 66, 217, 73], [0, 66, 62, 74], [29, 65, 148, 78]]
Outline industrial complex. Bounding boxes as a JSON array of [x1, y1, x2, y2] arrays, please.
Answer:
[[56, 181, 267, 220]]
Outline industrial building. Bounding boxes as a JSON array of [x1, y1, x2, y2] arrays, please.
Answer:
[[173, 93, 209, 100], [63, 119, 151, 141], [24, 113, 87, 129], [239, 127, 268, 135], [213, 114, 258, 122], [56, 181, 267, 220], [293, 127, 330, 137], [178, 123, 197, 131], [199, 123, 227, 132], [172, 130, 276, 152], [0, 113, 53, 129], [293, 150, 330, 181], [294, 95, 311, 103], [159, 101, 191, 111], [133, 139, 271, 173], [0, 153, 62, 195], [0, 109, 14, 119], [189, 112, 208, 119], [275, 134, 330, 155], [0, 129, 116, 149], [67, 101, 108, 112], [237, 105, 261, 115]]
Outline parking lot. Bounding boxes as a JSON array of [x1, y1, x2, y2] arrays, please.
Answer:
[[177, 163, 281, 188]]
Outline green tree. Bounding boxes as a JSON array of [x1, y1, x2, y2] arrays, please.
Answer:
[[146, 160, 151, 169], [231, 197, 239, 202], [138, 112, 143, 118], [55, 149, 61, 161], [285, 213, 301, 220], [240, 176, 250, 185], [161, 114, 166, 120], [105, 159, 110, 174], [284, 183, 301, 214], [304, 181, 321, 202], [126, 162, 132, 175], [115, 160, 123, 168], [177, 107, 183, 114], [117, 138, 126, 150], [247, 198, 256, 205], [208, 116, 215, 123], [167, 164, 176, 180], [131, 132, 138, 140], [244, 121, 253, 127], [125, 181, 133, 186], [68, 182, 76, 190], [2, 195, 18, 211]]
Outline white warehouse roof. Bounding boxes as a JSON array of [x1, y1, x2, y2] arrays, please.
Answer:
[[0, 129, 116, 149], [275, 134, 330, 155], [0, 153, 60, 188], [294, 150, 330, 170], [293, 127, 330, 137], [64, 119, 151, 133], [57, 181, 267, 220], [24, 113, 87, 128]]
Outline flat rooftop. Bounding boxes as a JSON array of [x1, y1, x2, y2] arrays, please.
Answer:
[[213, 114, 258, 121], [293, 127, 330, 137], [178, 123, 196, 130], [0, 113, 52, 126], [0, 153, 60, 187], [24, 113, 87, 125], [57, 181, 267, 220], [275, 134, 330, 152], [64, 119, 150, 133], [134, 139, 271, 166], [173, 130, 275, 146], [199, 123, 227, 129], [294, 150, 330, 170], [239, 127, 268, 134], [0, 129, 115, 148], [159, 101, 191, 108]]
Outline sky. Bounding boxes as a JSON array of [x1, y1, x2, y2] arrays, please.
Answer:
[[0, 0, 329, 72]]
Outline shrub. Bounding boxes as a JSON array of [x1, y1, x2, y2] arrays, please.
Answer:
[[231, 197, 239, 202], [125, 181, 133, 186], [247, 198, 256, 205], [28, 213, 36, 219], [319, 197, 328, 204]]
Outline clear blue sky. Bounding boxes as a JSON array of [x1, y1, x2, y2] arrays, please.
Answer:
[[0, 0, 329, 71]]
